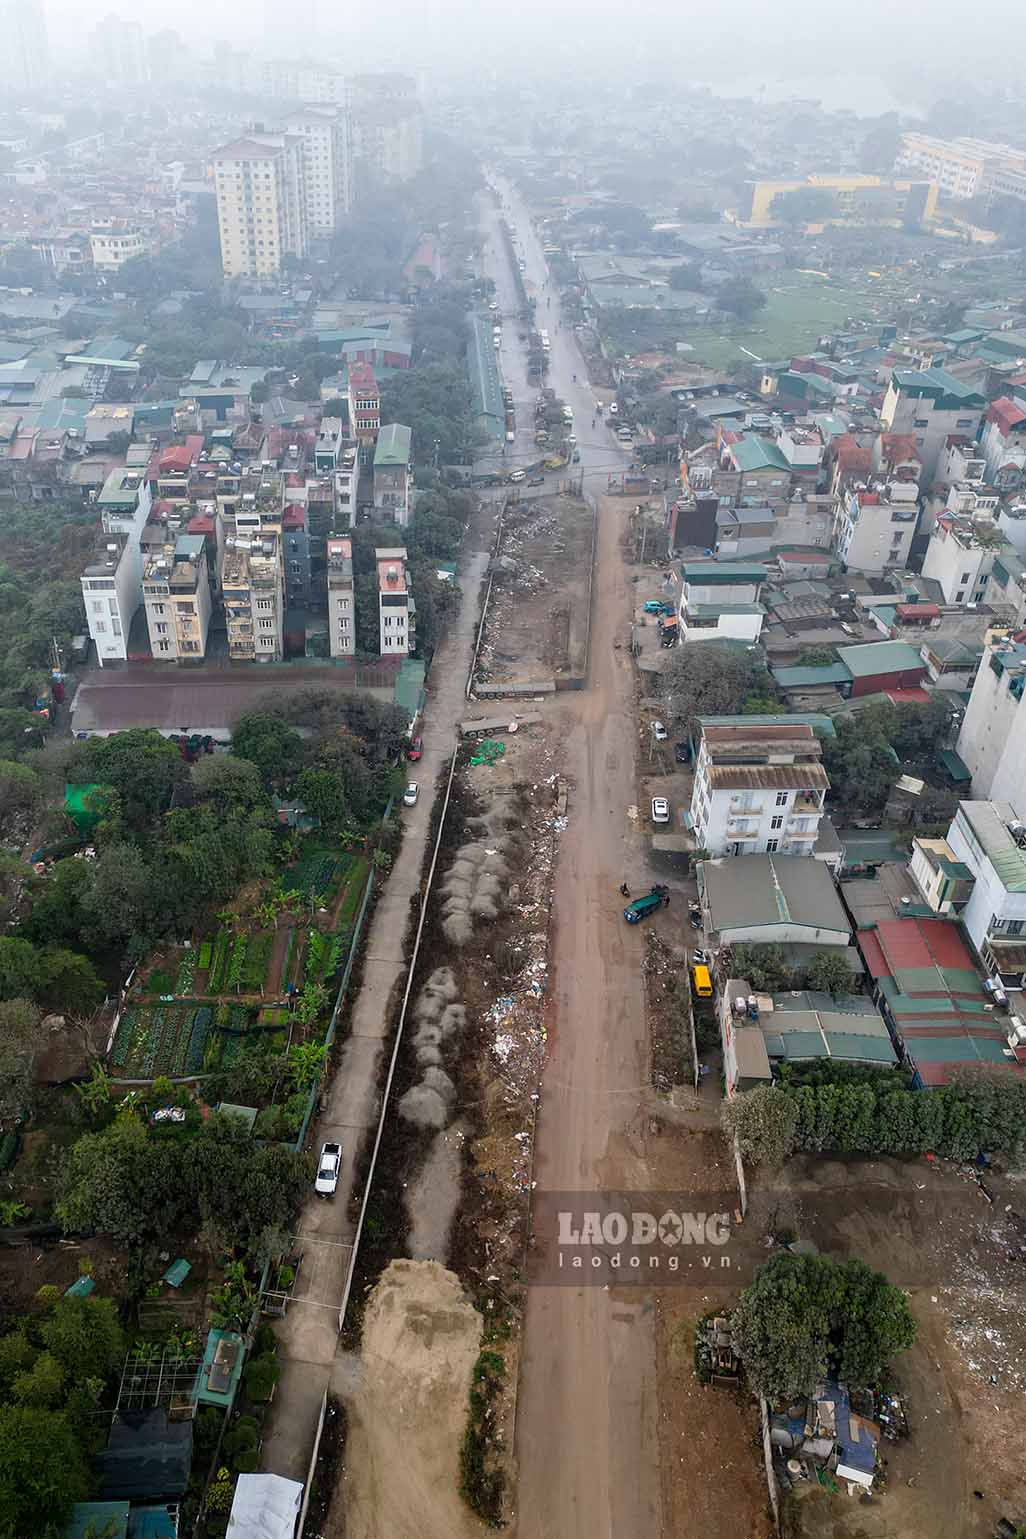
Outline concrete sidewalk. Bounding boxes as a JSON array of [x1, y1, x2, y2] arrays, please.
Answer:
[[260, 548, 491, 1482]]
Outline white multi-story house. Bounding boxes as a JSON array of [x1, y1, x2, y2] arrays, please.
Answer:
[[945, 800, 1026, 977], [921, 513, 1000, 605], [980, 397, 1026, 497], [283, 105, 352, 235], [690, 723, 829, 858], [326, 537, 355, 658], [880, 368, 986, 482], [142, 535, 212, 663], [376, 546, 414, 656], [955, 636, 1026, 801], [832, 477, 920, 574], [81, 530, 142, 667], [677, 560, 767, 645], [89, 222, 150, 272], [212, 133, 308, 279]]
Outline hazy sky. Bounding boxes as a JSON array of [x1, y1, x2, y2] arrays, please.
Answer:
[[41, 0, 1026, 96]]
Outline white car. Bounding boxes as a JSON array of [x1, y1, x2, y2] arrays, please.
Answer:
[[509, 469, 526, 482], [609, 401, 619, 415], [403, 782, 419, 806], [315, 1141, 342, 1196], [651, 720, 669, 742], [651, 797, 670, 824]]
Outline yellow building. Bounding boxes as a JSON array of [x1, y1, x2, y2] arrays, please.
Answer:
[[735, 173, 938, 230]]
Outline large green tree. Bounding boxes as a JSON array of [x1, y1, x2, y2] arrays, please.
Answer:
[[732, 1251, 916, 1401], [231, 713, 303, 783], [0, 1405, 91, 1538]]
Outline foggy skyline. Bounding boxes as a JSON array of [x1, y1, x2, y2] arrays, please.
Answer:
[[33, 0, 1026, 106]]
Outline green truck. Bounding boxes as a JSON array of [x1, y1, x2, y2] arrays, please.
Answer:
[[623, 885, 669, 923]]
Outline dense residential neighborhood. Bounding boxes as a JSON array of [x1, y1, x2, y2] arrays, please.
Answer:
[[2, 17, 1026, 1539]]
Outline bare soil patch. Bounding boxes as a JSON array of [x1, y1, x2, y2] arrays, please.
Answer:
[[327, 1260, 489, 1539], [476, 496, 595, 688]]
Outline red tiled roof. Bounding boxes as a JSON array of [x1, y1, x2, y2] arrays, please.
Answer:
[[187, 513, 213, 534], [283, 504, 305, 529], [896, 603, 940, 620], [159, 444, 192, 472], [987, 396, 1026, 435], [884, 687, 931, 704]]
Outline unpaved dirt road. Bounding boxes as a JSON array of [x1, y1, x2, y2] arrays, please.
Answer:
[[486, 175, 667, 1539], [513, 496, 665, 1539]]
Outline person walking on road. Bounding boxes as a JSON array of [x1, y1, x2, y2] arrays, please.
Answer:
[[620, 882, 630, 897]]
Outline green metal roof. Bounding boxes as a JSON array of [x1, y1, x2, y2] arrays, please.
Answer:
[[686, 601, 765, 618], [682, 561, 768, 582], [730, 435, 791, 473], [890, 367, 985, 407], [374, 422, 412, 466], [394, 657, 426, 724], [958, 800, 1026, 891], [838, 639, 924, 678], [772, 662, 851, 688], [698, 712, 836, 738], [938, 748, 972, 782]]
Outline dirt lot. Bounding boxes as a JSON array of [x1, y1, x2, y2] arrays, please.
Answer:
[[329, 1260, 489, 1539], [476, 494, 595, 688]]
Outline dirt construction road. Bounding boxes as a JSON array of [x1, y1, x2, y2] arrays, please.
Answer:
[[514, 492, 664, 1539]]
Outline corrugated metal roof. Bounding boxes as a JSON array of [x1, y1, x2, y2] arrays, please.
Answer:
[[957, 800, 1026, 892], [707, 763, 829, 791], [838, 639, 924, 678], [773, 662, 852, 687]]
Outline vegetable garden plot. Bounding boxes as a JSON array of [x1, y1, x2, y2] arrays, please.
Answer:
[[110, 1003, 213, 1077], [283, 846, 353, 897]]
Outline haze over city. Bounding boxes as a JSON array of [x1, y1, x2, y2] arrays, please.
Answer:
[[0, 9, 1026, 1539]]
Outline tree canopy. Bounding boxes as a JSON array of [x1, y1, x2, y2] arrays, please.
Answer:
[[733, 1251, 916, 1401], [661, 644, 772, 734]]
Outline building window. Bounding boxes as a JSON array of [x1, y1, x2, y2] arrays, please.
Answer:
[[775, 792, 788, 807], [955, 590, 965, 603], [770, 816, 783, 831], [157, 639, 170, 653], [960, 571, 971, 584], [766, 839, 779, 853]]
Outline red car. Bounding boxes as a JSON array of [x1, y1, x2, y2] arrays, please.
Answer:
[[406, 735, 423, 761]]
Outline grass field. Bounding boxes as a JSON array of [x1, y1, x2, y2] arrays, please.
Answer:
[[681, 273, 883, 370]]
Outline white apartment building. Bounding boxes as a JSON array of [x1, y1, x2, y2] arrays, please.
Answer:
[[921, 513, 998, 605], [955, 637, 1026, 801], [212, 134, 308, 279], [690, 723, 829, 859], [980, 397, 1026, 496], [284, 105, 352, 235], [880, 369, 986, 482], [81, 531, 142, 667], [896, 133, 1026, 203], [89, 13, 149, 84], [262, 60, 346, 103], [945, 800, 1026, 975], [142, 535, 212, 663], [376, 546, 414, 655], [677, 561, 767, 645], [326, 536, 355, 657], [832, 478, 919, 574], [3, 0, 49, 90], [90, 223, 150, 272]]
